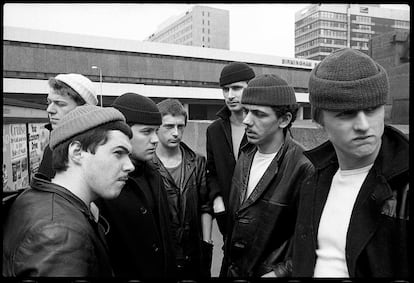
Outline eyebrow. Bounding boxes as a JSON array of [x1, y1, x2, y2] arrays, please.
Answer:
[[113, 145, 131, 154]]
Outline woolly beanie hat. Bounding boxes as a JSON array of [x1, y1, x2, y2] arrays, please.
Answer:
[[112, 92, 162, 125], [308, 48, 389, 111], [55, 73, 98, 105], [49, 105, 126, 150], [219, 62, 255, 87], [241, 74, 297, 106]]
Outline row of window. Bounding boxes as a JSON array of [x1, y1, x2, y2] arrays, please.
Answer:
[[296, 20, 347, 36], [296, 29, 347, 44], [296, 11, 347, 29], [296, 37, 347, 52], [151, 17, 193, 41], [355, 15, 371, 23], [394, 20, 410, 28], [163, 25, 192, 42]]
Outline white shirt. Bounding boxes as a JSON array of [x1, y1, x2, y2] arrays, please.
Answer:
[[231, 122, 246, 160], [245, 150, 277, 201], [314, 164, 373, 278]]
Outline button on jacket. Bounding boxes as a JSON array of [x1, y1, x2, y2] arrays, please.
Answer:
[[3, 174, 113, 277], [292, 125, 409, 278], [222, 133, 314, 277], [95, 161, 177, 278]]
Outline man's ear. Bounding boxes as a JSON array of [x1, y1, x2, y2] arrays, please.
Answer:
[[68, 141, 83, 165], [278, 112, 292, 129]]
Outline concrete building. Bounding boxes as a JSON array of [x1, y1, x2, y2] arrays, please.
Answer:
[[369, 30, 410, 124], [295, 4, 409, 60], [146, 5, 229, 49]]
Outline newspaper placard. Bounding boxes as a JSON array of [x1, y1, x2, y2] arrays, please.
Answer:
[[3, 124, 29, 191], [28, 123, 49, 179]]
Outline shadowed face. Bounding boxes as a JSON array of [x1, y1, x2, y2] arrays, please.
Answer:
[[46, 88, 79, 129], [157, 114, 186, 149], [130, 124, 159, 161], [222, 81, 248, 112], [83, 130, 134, 200], [321, 105, 385, 169]]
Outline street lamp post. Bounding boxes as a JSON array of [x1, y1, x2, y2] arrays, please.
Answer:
[[91, 65, 103, 107]]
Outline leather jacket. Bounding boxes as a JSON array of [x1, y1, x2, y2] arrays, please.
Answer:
[[3, 174, 113, 277], [222, 133, 314, 277], [152, 142, 213, 277], [292, 125, 410, 278]]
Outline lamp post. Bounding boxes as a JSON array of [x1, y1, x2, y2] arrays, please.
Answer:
[[91, 65, 103, 107]]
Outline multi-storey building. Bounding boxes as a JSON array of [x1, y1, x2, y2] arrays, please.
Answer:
[[146, 5, 229, 49], [294, 4, 409, 60]]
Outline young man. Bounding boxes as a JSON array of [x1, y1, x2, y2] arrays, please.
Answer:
[[292, 48, 409, 278], [206, 62, 255, 236], [95, 93, 177, 278], [152, 99, 213, 278], [3, 105, 134, 276], [221, 74, 314, 277], [38, 73, 98, 179]]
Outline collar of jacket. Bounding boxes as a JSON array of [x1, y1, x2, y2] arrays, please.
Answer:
[[216, 105, 232, 121], [31, 173, 96, 222], [152, 142, 197, 169], [304, 125, 408, 179], [240, 131, 295, 160]]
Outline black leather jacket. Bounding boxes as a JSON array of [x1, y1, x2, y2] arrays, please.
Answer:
[[152, 142, 213, 276], [3, 174, 113, 277], [292, 125, 410, 277], [222, 133, 314, 277]]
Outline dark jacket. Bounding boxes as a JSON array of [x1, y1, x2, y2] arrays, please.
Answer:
[[3, 174, 113, 277], [222, 133, 314, 277], [292, 125, 410, 278], [95, 160, 177, 278], [152, 142, 213, 277], [206, 107, 248, 216], [38, 123, 54, 179]]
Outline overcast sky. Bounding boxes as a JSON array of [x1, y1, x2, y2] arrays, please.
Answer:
[[3, 3, 410, 58]]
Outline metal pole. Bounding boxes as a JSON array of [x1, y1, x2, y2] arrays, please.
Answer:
[[99, 68, 103, 107]]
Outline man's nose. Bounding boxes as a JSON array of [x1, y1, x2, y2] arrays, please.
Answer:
[[46, 103, 55, 114], [150, 131, 159, 144], [124, 156, 135, 173], [354, 111, 370, 131], [243, 112, 252, 126]]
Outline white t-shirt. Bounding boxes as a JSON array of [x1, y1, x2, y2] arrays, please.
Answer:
[[245, 150, 277, 201], [314, 164, 373, 278], [231, 122, 246, 160]]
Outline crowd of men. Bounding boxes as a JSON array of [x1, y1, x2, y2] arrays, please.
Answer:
[[2, 48, 409, 279]]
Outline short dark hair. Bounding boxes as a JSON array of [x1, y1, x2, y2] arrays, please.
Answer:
[[157, 99, 188, 125], [52, 121, 132, 172], [271, 104, 299, 135], [48, 77, 86, 106]]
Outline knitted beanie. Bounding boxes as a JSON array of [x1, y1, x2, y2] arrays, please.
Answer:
[[308, 48, 389, 111], [55, 73, 98, 105], [241, 74, 297, 106], [49, 105, 126, 150], [219, 62, 255, 87], [111, 92, 162, 125]]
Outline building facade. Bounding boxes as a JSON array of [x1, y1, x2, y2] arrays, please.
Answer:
[[295, 4, 409, 60], [146, 5, 229, 49]]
